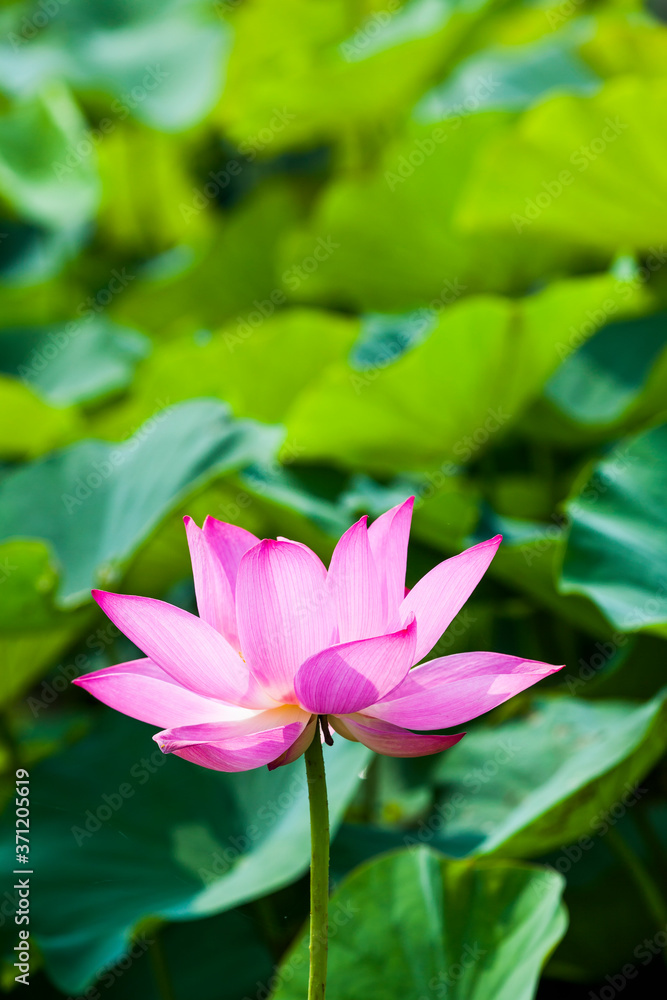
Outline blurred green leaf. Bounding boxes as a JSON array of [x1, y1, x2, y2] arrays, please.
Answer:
[[96, 123, 212, 253], [0, 711, 369, 993], [0, 624, 85, 709], [545, 808, 667, 982], [272, 847, 567, 1000], [285, 274, 645, 472], [279, 111, 590, 311], [0, 539, 93, 706], [427, 692, 667, 858], [0, 398, 282, 607], [459, 77, 667, 252], [0, 220, 85, 286], [545, 313, 667, 428], [0, 317, 149, 406], [216, 307, 359, 423], [1, 0, 229, 131], [219, 0, 491, 153], [579, 12, 667, 81], [0, 539, 70, 629], [7, 908, 276, 1000], [77, 911, 275, 1000], [473, 509, 614, 637], [414, 33, 600, 121], [0, 84, 99, 229], [92, 307, 358, 440], [576, 634, 667, 702], [561, 422, 667, 634], [524, 310, 667, 447], [350, 309, 436, 368], [0, 372, 78, 458], [111, 180, 302, 344]]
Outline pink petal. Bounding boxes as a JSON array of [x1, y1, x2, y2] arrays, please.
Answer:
[[235, 540, 335, 702], [294, 619, 417, 715], [368, 652, 563, 729], [155, 707, 311, 772], [330, 713, 465, 758], [400, 535, 502, 663], [326, 516, 385, 642], [73, 658, 258, 728], [184, 516, 239, 647], [268, 714, 318, 770], [202, 516, 259, 591], [367, 497, 414, 624], [92, 590, 272, 708], [277, 537, 327, 570]]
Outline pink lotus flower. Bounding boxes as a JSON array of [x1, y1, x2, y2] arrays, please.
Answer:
[[74, 499, 562, 772]]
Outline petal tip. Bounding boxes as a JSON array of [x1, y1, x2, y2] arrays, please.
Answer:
[[530, 660, 564, 676]]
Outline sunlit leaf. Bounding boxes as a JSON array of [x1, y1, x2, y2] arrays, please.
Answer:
[[0, 373, 78, 459], [272, 847, 567, 1000], [459, 77, 667, 251], [285, 274, 645, 473], [219, 0, 492, 153]]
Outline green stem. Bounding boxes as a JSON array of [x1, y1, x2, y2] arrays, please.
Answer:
[[148, 932, 177, 1000], [359, 755, 379, 824], [635, 804, 667, 888], [305, 718, 330, 1000], [606, 826, 667, 958]]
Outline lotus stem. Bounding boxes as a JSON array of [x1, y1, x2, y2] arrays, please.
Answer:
[[305, 718, 330, 1000]]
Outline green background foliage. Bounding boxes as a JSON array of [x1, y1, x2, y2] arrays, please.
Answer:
[[0, 0, 666, 997]]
